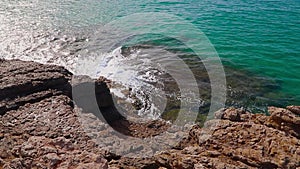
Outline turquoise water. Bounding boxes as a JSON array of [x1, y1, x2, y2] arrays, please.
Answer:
[[110, 0, 300, 104], [0, 0, 299, 110], [80, 0, 300, 105]]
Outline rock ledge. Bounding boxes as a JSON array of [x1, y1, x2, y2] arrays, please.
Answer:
[[0, 60, 299, 169]]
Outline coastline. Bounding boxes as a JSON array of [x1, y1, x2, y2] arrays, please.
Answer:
[[0, 59, 299, 168]]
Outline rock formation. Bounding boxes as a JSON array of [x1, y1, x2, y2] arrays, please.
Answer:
[[0, 59, 299, 169]]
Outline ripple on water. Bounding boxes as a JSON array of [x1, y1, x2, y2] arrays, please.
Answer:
[[0, 0, 299, 121]]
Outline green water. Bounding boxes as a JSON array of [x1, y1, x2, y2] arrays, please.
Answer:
[[56, 0, 300, 104], [0, 0, 299, 107]]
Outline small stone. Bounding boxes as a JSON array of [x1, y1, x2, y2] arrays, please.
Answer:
[[43, 153, 61, 167]]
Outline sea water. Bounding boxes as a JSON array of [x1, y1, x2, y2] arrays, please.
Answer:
[[0, 0, 299, 118]]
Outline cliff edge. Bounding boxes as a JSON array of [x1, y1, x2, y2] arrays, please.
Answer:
[[0, 59, 299, 169]]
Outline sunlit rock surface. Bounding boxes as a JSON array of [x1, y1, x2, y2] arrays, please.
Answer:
[[0, 59, 299, 169]]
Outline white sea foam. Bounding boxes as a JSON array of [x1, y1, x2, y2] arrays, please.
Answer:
[[73, 46, 170, 120]]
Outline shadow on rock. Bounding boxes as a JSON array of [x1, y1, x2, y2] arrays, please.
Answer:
[[71, 75, 169, 138]]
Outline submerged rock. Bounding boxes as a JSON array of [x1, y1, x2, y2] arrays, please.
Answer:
[[0, 59, 299, 169]]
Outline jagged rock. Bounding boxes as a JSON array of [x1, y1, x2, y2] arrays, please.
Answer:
[[72, 75, 125, 123], [0, 60, 108, 168], [151, 107, 300, 169], [287, 106, 300, 115], [267, 106, 300, 138], [0, 59, 299, 169], [214, 107, 249, 122], [0, 59, 72, 115]]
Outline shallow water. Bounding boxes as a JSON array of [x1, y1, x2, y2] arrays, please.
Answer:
[[0, 0, 299, 119]]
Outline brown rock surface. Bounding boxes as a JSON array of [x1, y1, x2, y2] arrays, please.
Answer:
[[0, 60, 109, 168], [0, 59, 72, 115], [0, 59, 299, 169], [152, 108, 300, 169], [287, 106, 300, 115]]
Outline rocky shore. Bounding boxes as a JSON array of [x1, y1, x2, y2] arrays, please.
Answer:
[[0, 59, 299, 169]]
